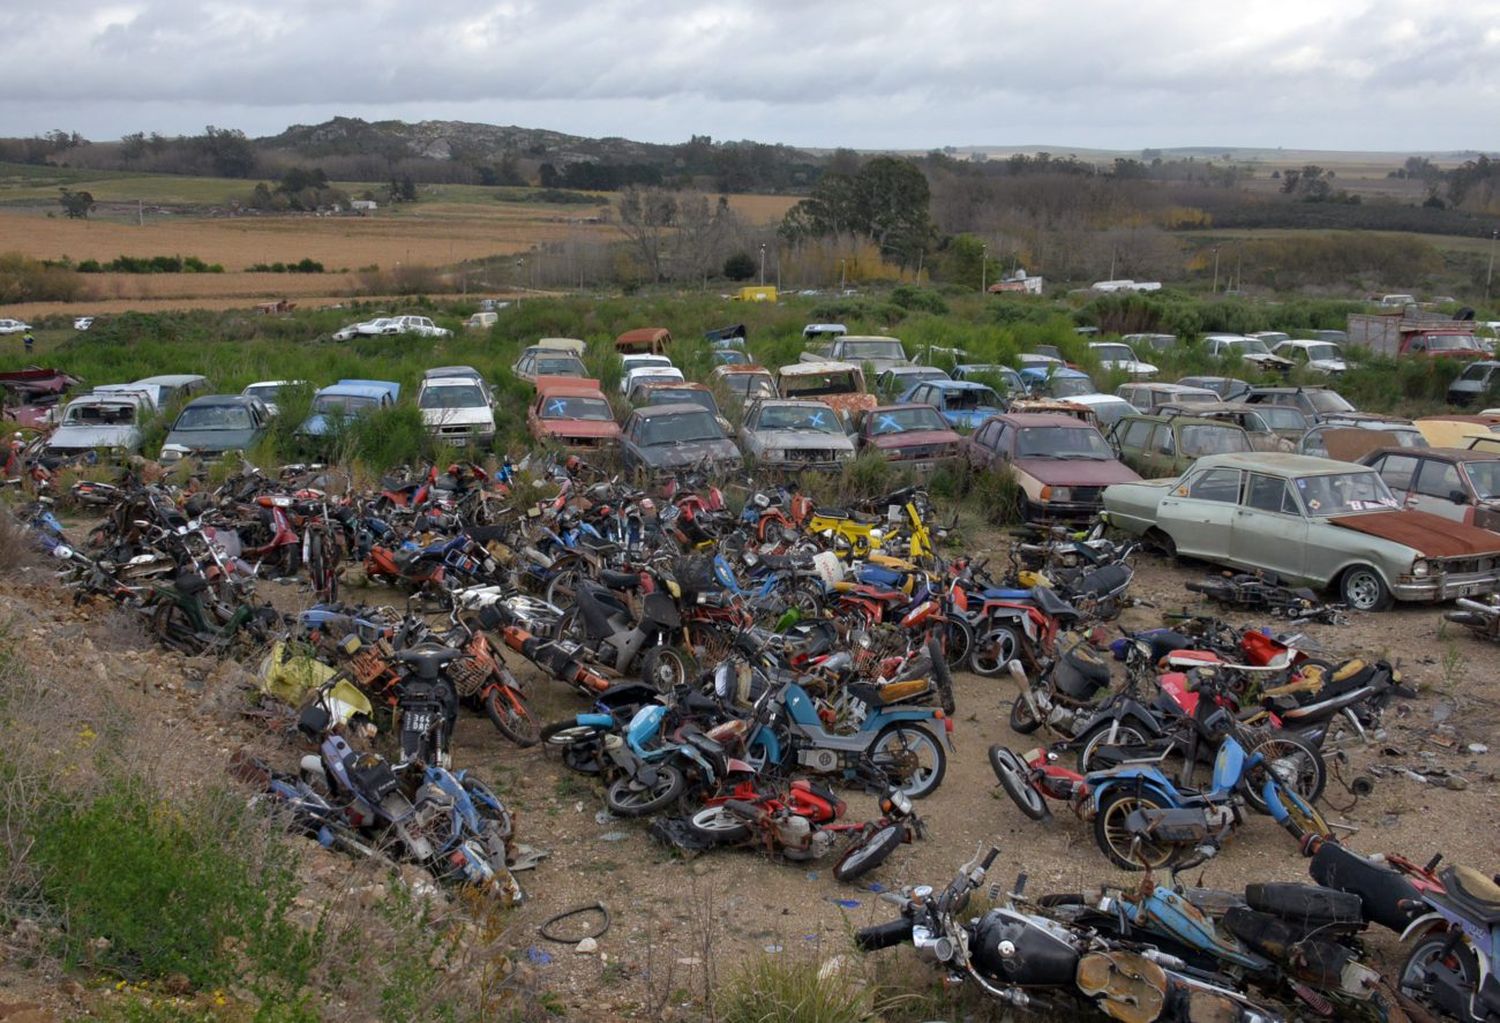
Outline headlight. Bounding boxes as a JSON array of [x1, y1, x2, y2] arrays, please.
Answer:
[[763, 449, 784, 462], [1411, 559, 1430, 578], [159, 447, 182, 463], [1051, 486, 1072, 502]]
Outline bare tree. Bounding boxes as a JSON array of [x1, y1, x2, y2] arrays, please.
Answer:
[[617, 187, 678, 282]]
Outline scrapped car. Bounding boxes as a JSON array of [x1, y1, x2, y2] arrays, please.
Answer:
[[514, 347, 589, 385], [876, 365, 950, 400], [619, 403, 742, 474], [1102, 452, 1500, 610], [0, 318, 34, 335], [623, 369, 687, 403], [802, 334, 910, 372], [964, 412, 1140, 522], [1272, 339, 1347, 374], [159, 395, 271, 464], [0, 368, 82, 427], [298, 380, 399, 438], [95, 374, 208, 410], [1019, 366, 1094, 399], [1088, 341, 1158, 378], [1116, 382, 1220, 414], [1204, 334, 1294, 373], [1296, 416, 1428, 458], [1415, 415, 1500, 449], [615, 327, 672, 354], [853, 404, 961, 472], [710, 365, 778, 407], [1448, 361, 1500, 406], [45, 392, 153, 458], [1244, 385, 1356, 423], [1176, 375, 1253, 402], [527, 378, 620, 449], [1109, 413, 1253, 478], [240, 380, 305, 418], [1065, 393, 1137, 431], [739, 399, 856, 471], [358, 314, 450, 338], [774, 361, 877, 418], [1360, 447, 1500, 533], [897, 380, 1006, 430], [631, 381, 733, 435], [417, 371, 495, 448], [1156, 401, 1303, 452]]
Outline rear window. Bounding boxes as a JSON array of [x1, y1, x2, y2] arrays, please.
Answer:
[[1180, 424, 1251, 456]]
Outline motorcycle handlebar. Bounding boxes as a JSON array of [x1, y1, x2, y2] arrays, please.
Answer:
[[980, 846, 1000, 871]]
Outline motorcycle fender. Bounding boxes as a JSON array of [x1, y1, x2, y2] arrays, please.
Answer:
[[576, 713, 615, 729], [863, 709, 939, 730], [1089, 771, 1175, 810], [677, 746, 714, 781], [1399, 911, 1453, 944]]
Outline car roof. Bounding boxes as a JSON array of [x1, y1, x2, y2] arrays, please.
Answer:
[[1370, 446, 1500, 463], [181, 394, 254, 407], [922, 379, 997, 391], [780, 360, 860, 374], [424, 365, 483, 378], [1125, 413, 1244, 427], [1274, 339, 1339, 348], [535, 377, 605, 398], [318, 383, 391, 398], [641, 381, 709, 392], [1067, 393, 1133, 405], [1194, 451, 1370, 475], [1138, 382, 1217, 394], [1250, 385, 1331, 395], [133, 374, 207, 386], [998, 412, 1093, 427]]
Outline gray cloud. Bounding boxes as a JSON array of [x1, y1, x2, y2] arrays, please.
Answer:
[[1, 0, 1497, 149]]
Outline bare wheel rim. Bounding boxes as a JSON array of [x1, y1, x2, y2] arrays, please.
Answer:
[[873, 727, 941, 795], [1344, 570, 1382, 610], [971, 625, 1020, 674], [1080, 725, 1149, 773], [1099, 794, 1174, 869], [690, 806, 747, 833]]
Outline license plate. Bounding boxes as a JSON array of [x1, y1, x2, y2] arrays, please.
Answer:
[[450, 437, 469, 447], [406, 713, 433, 733], [912, 460, 935, 472]]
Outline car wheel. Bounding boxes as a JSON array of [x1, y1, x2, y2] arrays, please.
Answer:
[[1339, 564, 1392, 612], [1145, 528, 1177, 559]]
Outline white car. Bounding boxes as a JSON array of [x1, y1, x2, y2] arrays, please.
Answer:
[[621, 365, 684, 396], [1088, 341, 1158, 379], [73, 316, 95, 331], [240, 379, 305, 417], [333, 319, 382, 341], [0, 318, 32, 335], [1272, 340, 1347, 375], [1204, 334, 1294, 373], [618, 355, 675, 394], [417, 371, 495, 447], [378, 315, 451, 338]]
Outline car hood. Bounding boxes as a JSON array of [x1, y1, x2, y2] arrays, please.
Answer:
[[538, 420, 620, 439], [1242, 353, 1294, 370], [753, 429, 856, 452], [1308, 359, 1347, 373], [420, 408, 492, 426], [807, 393, 877, 416], [1014, 457, 1141, 486], [638, 438, 740, 467], [48, 424, 141, 450], [869, 429, 959, 450], [1328, 509, 1500, 558], [163, 428, 260, 452]]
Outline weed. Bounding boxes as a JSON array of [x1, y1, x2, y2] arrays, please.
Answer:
[[715, 953, 871, 1023]]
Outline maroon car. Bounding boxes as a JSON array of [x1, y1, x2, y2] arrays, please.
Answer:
[[855, 404, 962, 472], [965, 412, 1141, 522], [0, 368, 82, 428]]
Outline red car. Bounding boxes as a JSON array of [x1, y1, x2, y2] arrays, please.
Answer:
[[0, 368, 82, 428], [964, 412, 1141, 523], [854, 404, 961, 472], [527, 377, 621, 449]]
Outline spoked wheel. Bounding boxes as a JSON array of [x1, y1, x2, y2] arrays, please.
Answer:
[[970, 623, 1024, 677], [149, 602, 207, 655], [1240, 730, 1326, 813], [638, 645, 697, 693], [687, 805, 752, 845], [485, 686, 540, 747], [989, 745, 1047, 820], [870, 724, 947, 799], [942, 617, 973, 672], [1075, 722, 1152, 773], [544, 567, 583, 609], [833, 824, 905, 883], [1093, 790, 1177, 871], [605, 764, 685, 817]]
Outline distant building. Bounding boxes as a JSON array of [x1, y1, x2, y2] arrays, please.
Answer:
[[351, 199, 378, 212], [988, 269, 1044, 295]]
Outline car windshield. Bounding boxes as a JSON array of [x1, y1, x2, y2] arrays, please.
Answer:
[[1257, 333, 1290, 344], [640, 411, 723, 445], [624, 357, 671, 371], [1229, 338, 1271, 355], [1050, 376, 1094, 398], [723, 373, 776, 397], [1293, 471, 1399, 516], [782, 372, 859, 397], [941, 387, 1002, 410], [1426, 335, 1481, 353], [842, 340, 905, 361], [1088, 400, 1135, 428], [1464, 461, 1500, 500], [716, 350, 749, 365], [631, 376, 680, 393], [1256, 406, 1309, 431], [243, 384, 283, 401], [1303, 344, 1342, 361], [64, 403, 135, 425], [758, 405, 843, 433], [1172, 391, 1219, 405], [1306, 390, 1355, 414], [1016, 426, 1112, 459], [890, 370, 946, 389], [650, 390, 719, 415], [312, 394, 377, 414], [868, 407, 948, 435], [537, 357, 586, 376], [1092, 344, 1136, 362], [541, 395, 612, 421], [1459, 363, 1496, 382], [1180, 424, 1251, 456], [420, 384, 487, 409], [174, 405, 252, 431]]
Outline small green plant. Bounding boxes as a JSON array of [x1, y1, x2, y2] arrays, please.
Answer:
[[716, 953, 871, 1023], [969, 466, 1024, 526]]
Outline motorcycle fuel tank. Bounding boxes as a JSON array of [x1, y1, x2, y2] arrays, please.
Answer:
[[969, 909, 1079, 987]]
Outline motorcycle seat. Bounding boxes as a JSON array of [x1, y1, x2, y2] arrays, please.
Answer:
[[1032, 585, 1081, 623], [397, 643, 464, 676], [815, 506, 879, 524], [851, 584, 904, 603], [1442, 866, 1500, 924], [982, 587, 1033, 601], [600, 569, 643, 591]]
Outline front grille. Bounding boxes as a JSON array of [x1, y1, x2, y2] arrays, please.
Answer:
[[787, 449, 838, 462], [439, 425, 477, 436], [1072, 486, 1104, 505]]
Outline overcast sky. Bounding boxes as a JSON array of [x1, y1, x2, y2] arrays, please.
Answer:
[[3, 0, 1498, 152]]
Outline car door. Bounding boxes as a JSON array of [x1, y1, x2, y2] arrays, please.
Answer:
[[1230, 473, 1308, 578], [1144, 422, 1178, 478], [968, 420, 998, 469], [1367, 452, 1420, 507], [1158, 466, 1242, 559], [1408, 457, 1468, 521]]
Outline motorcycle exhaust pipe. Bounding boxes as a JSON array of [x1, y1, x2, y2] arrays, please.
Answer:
[[1006, 659, 1045, 725]]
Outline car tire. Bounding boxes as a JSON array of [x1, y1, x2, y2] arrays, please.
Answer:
[[1339, 564, 1392, 612]]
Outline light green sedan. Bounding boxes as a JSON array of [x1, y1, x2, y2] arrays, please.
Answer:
[[1102, 452, 1500, 611]]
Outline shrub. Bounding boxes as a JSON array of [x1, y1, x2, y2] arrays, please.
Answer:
[[889, 285, 949, 315], [0, 251, 87, 303], [716, 954, 870, 1023], [970, 466, 1024, 526]]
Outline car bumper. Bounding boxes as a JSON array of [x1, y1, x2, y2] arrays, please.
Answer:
[[1392, 570, 1500, 602], [1024, 497, 1105, 524]]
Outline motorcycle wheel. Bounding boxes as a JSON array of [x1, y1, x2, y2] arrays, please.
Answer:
[[941, 617, 973, 672], [149, 602, 207, 656], [970, 623, 1024, 677], [638, 645, 697, 694], [538, 721, 609, 774], [605, 764, 686, 817], [1008, 693, 1043, 736], [789, 581, 825, 619], [687, 805, 751, 845], [1093, 790, 1178, 872], [870, 724, 947, 799], [1398, 933, 1481, 1017], [1075, 721, 1152, 773], [988, 745, 1048, 820], [833, 823, 905, 883], [544, 567, 582, 609], [1265, 784, 1332, 844], [927, 637, 956, 715], [485, 687, 540, 748], [1240, 730, 1326, 813]]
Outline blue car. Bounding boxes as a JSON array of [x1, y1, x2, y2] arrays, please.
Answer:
[[1017, 366, 1095, 399], [299, 379, 401, 437], [896, 380, 1007, 430], [952, 364, 1025, 396]]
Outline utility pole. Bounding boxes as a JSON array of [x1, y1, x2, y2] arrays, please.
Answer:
[[839, 258, 847, 292], [1235, 248, 1243, 293], [1488, 229, 1498, 304], [1211, 246, 1221, 293], [980, 243, 988, 294], [759, 243, 766, 286]]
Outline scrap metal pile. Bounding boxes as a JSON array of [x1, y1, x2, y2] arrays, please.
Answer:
[[6, 452, 1494, 1022]]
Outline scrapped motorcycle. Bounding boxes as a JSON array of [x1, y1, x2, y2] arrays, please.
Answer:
[[1397, 863, 1500, 1022], [1446, 596, 1500, 644], [555, 575, 698, 690]]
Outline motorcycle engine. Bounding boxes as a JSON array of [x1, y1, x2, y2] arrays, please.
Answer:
[[774, 813, 813, 851]]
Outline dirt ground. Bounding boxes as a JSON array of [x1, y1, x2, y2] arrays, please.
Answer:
[[1, 539, 1498, 1021]]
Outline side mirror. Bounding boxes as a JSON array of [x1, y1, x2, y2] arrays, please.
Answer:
[[1450, 490, 1470, 505]]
